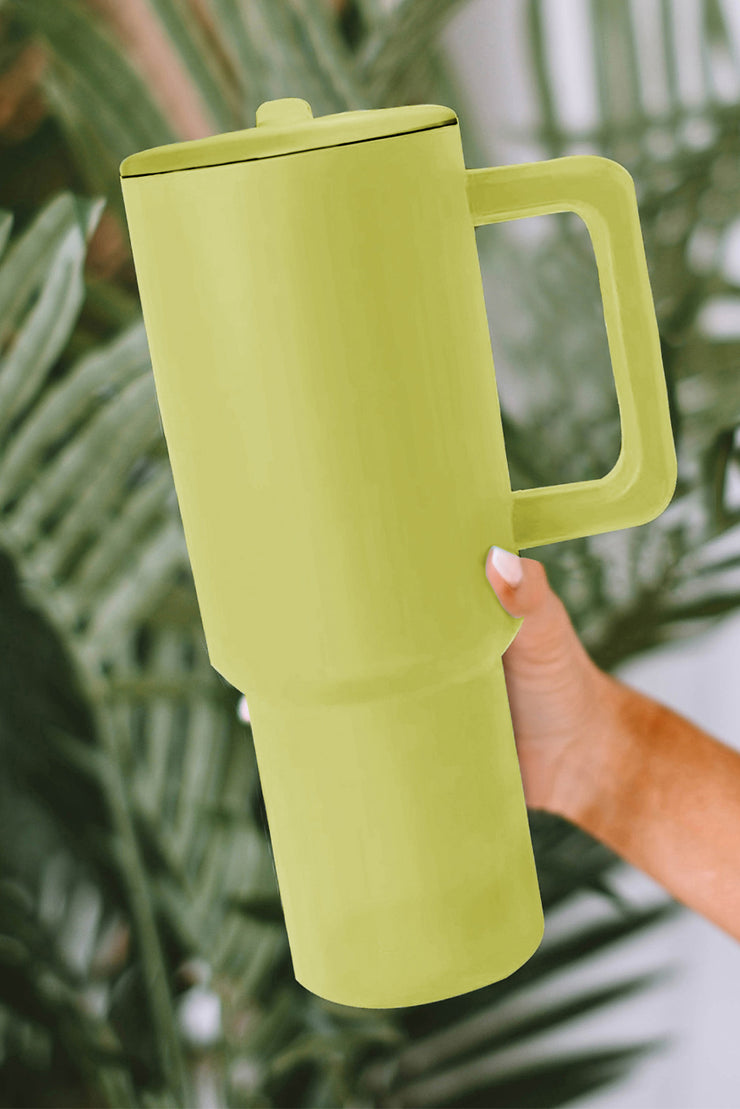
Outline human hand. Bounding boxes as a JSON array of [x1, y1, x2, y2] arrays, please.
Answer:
[[485, 546, 619, 818], [485, 547, 740, 941]]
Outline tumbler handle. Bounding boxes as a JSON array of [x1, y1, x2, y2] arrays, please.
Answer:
[[466, 155, 677, 551]]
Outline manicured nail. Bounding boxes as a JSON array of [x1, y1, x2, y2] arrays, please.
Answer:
[[490, 546, 523, 588]]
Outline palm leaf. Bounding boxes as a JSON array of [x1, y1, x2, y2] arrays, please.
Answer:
[[2, 2, 740, 1106], [142, 0, 241, 130]]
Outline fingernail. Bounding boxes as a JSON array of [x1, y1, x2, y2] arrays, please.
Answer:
[[490, 546, 523, 588]]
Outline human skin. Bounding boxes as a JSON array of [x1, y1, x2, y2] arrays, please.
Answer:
[[485, 545, 740, 943]]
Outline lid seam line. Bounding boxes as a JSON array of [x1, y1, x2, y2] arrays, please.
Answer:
[[120, 118, 458, 179]]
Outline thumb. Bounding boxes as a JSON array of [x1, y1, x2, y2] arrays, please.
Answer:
[[485, 545, 579, 666], [485, 546, 550, 619]]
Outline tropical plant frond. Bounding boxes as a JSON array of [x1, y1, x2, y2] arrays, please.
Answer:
[[2, 2, 740, 1105]]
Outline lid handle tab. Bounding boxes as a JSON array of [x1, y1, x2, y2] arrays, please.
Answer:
[[256, 98, 314, 127]]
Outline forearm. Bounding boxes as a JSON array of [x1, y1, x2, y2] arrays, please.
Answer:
[[552, 669, 740, 940]]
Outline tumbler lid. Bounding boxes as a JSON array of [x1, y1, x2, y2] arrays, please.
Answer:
[[119, 98, 457, 178]]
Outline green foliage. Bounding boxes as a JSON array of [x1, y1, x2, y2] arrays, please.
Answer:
[[0, 1, 739, 1106]]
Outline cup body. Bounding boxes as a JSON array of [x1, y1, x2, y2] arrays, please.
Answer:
[[121, 120, 543, 1006]]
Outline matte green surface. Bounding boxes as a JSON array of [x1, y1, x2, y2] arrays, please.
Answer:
[[119, 96, 457, 176], [120, 100, 676, 1008]]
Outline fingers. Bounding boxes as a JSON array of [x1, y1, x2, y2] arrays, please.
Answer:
[[485, 546, 551, 619], [485, 546, 590, 673]]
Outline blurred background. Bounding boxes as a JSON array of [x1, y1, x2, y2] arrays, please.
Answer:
[[0, 0, 739, 1106]]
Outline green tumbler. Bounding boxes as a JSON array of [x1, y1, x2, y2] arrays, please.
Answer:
[[120, 97, 677, 1008]]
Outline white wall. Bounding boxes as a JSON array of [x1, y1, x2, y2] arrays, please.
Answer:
[[440, 3, 740, 1105], [574, 618, 740, 1108]]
